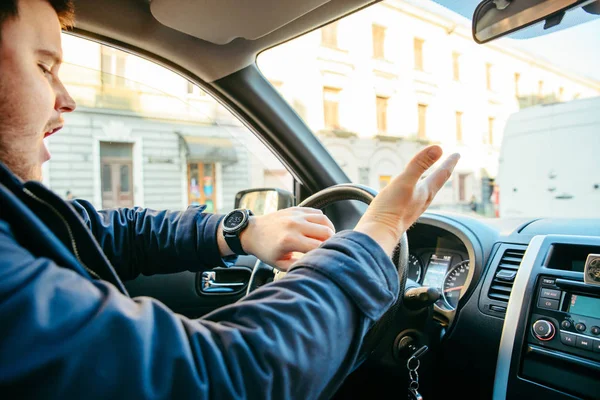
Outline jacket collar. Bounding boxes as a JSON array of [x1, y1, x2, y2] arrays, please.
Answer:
[[0, 161, 25, 189]]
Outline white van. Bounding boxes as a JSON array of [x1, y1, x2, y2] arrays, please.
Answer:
[[496, 96, 600, 218]]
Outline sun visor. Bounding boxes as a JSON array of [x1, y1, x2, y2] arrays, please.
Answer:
[[150, 0, 332, 45]]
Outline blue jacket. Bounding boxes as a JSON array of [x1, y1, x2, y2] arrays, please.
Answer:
[[0, 162, 399, 399]]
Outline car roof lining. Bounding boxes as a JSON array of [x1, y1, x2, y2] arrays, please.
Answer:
[[72, 0, 378, 82], [150, 0, 333, 46]]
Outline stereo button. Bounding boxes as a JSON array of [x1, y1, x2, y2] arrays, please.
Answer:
[[561, 320, 572, 330], [576, 323, 587, 332], [538, 297, 559, 310], [560, 332, 576, 347], [591, 326, 600, 336], [540, 288, 561, 299], [576, 336, 594, 351], [594, 339, 600, 353]]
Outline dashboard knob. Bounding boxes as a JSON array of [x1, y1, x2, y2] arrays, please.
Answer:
[[575, 323, 587, 332], [532, 319, 556, 341]]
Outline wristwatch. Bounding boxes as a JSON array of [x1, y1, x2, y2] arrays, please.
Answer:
[[222, 208, 254, 256]]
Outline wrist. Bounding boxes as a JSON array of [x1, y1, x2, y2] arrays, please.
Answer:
[[217, 222, 235, 257], [238, 215, 257, 256], [354, 220, 405, 256]]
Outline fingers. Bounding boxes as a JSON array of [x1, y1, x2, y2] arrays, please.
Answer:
[[423, 153, 461, 197], [300, 221, 335, 241], [304, 213, 336, 233], [399, 145, 444, 186], [290, 237, 323, 254], [275, 257, 301, 272], [291, 207, 323, 214]]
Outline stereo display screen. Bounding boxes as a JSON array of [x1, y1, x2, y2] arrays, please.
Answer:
[[569, 294, 600, 319]]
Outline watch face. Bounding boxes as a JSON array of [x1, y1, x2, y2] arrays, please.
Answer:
[[224, 211, 245, 229]]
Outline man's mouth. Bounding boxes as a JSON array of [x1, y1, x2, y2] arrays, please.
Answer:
[[44, 126, 63, 138]]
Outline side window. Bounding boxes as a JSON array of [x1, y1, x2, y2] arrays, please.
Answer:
[[53, 35, 293, 214]]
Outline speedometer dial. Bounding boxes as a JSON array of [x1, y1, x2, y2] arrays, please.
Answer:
[[442, 260, 470, 310], [408, 253, 423, 282]]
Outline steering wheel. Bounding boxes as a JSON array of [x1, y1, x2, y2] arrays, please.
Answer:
[[246, 183, 409, 358]]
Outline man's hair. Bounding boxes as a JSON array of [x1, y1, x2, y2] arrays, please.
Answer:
[[0, 0, 75, 33]]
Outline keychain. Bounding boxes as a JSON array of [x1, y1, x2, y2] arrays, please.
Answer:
[[406, 345, 428, 400]]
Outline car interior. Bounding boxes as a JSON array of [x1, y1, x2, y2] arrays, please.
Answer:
[[63, 0, 600, 398]]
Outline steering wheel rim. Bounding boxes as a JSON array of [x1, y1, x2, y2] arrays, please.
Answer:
[[246, 184, 409, 358]]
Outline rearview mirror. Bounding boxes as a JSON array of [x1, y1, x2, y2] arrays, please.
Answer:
[[473, 0, 589, 44], [234, 188, 295, 216]]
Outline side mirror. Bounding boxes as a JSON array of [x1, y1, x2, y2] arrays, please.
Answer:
[[234, 188, 295, 216]]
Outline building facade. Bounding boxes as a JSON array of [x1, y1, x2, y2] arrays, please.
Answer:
[[49, 0, 600, 215]]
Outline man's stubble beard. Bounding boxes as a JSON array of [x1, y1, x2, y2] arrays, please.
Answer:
[[0, 79, 42, 182]]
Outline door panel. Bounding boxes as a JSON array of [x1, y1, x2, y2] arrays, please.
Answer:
[[125, 263, 255, 317]]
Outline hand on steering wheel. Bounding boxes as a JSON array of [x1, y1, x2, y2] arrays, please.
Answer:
[[239, 207, 336, 271]]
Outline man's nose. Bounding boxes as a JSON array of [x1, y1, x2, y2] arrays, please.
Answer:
[[55, 79, 76, 113]]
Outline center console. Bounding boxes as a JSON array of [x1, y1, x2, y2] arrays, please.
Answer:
[[494, 235, 600, 400]]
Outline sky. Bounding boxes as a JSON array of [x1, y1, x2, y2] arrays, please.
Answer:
[[514, 19, 600, 81], [429, 0, 600, 82]]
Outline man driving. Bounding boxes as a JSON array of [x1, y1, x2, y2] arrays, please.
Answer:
[[0, 0, 460, 398]]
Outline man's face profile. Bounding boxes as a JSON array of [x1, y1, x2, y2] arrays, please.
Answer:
[[0, 0, 76, 181]]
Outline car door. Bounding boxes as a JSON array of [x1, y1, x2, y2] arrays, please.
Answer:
[[53, 36, 295, 317]]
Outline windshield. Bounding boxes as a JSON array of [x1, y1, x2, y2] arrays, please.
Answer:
[[258, 0, 600, 219]]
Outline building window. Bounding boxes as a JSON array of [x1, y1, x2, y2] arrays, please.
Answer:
[[376, 96, 389, 133], [188, 162, 217, 212], [486, 63, 493, 90], [414, 38, 424, 71], [321, 22, 339, 48], [514, 72, 520, 97], [359, 167, 370, 185], [100, 46, 126, 87], [379, 175, 391, 190], [488, 117, 495, 145], [372, 24, 386, 59], [100, 142, 134, 208], [323, 87, 341, 130], [458, 173, 469, 202], [418, 104, 427, 139], [455, 111, 463, 143], [538, 80, 544, 99], [452, 52, 461, 81]]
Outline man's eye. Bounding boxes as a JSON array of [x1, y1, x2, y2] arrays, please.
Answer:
[[38, 64, 51, 76]]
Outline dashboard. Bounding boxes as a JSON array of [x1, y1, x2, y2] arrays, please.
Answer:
[[399, 223, 471, 316], [388, 213, 600, 400]]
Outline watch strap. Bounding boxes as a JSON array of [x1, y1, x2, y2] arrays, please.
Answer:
[[224, 232, 247, 256]]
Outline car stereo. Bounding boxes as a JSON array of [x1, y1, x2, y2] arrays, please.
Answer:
[[528, 275, 600, 362]]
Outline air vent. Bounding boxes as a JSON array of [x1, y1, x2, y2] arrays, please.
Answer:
[[488, 249, 526, 302]]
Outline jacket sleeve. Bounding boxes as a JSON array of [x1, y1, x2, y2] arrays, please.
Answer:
[[0, 219, 398, 400], [68, 199, 236, 280]]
